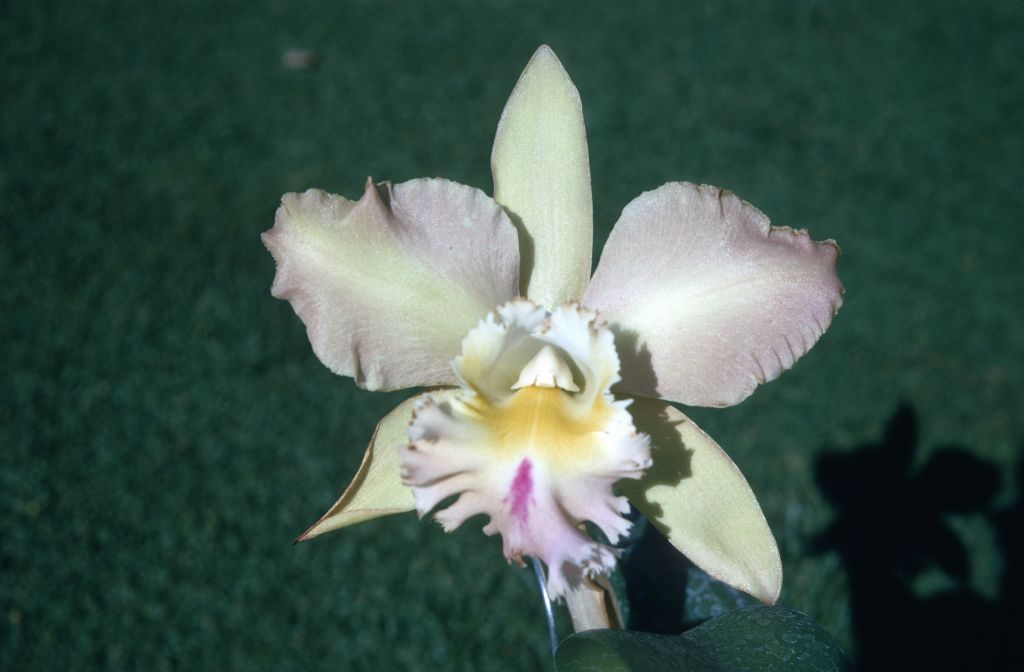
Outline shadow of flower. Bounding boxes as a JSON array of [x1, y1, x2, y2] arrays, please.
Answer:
[[814, 404, 1018, 669]]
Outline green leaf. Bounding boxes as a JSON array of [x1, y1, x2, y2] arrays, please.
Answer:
[[555, 606, 852, 672], [682, 563, 760, 626]]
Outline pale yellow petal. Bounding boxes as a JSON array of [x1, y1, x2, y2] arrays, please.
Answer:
[[618, 399, 782, 605], [263, 179, 519, 391], [297, 391, 456, 540], [491, 45, 592, 307]]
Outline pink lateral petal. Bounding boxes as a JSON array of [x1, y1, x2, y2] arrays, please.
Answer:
[[263, 178, 520, 391], [584, 182, 843, 407]]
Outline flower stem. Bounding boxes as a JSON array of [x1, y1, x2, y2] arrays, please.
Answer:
[[564, 575, 623, 632], [531, 558, 624, 659]]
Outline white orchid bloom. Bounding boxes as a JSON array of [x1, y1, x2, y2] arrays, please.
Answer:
[[263, 46, 843, 605]]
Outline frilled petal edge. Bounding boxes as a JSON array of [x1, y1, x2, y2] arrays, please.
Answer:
[[583, 182, 843, 408], [263, 178, 519, 391], [296, 392, 453, 541], [618, 399, 782, 605]]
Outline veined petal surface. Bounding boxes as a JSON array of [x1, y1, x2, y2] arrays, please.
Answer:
[[584, 182, 843, 408], [618, 399, 782, 605], [263, 178, 519, 391], [492, 45, 592, 308], [297, 391, 456, 541]]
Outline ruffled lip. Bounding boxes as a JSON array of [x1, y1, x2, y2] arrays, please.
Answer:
[[400, 300, 651, 597]]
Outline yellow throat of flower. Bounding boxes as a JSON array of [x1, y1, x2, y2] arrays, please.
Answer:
[[466, 384, 616, 472]]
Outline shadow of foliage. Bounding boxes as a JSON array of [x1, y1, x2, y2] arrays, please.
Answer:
[[814, 404, 1020, 670]]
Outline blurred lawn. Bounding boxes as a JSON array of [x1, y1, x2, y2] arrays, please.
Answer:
[[3, 0, 1022, 670]]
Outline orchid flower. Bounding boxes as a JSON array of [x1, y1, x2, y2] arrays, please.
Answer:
[[263, 46, 842, 609]]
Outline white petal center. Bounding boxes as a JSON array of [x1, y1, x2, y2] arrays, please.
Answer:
[[511, 345, 579, 392]]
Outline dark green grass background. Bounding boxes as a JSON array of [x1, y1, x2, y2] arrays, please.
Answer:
[[3, 0, 1022, 669]]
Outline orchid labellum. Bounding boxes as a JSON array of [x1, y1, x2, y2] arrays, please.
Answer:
[[263, 46, 842, 610]]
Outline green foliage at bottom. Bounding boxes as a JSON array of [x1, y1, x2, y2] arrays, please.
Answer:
[[556, 607, 852, 672]]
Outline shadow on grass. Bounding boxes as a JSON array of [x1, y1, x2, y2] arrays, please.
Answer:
[[814, 404, 1021, 670]]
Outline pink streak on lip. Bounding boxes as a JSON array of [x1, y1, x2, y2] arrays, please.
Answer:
[[508, 458, 533, 522]]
